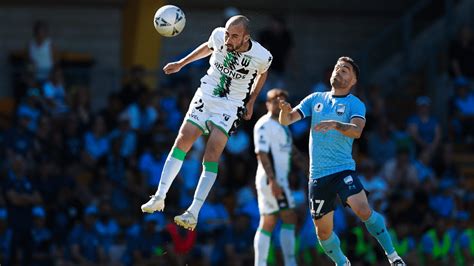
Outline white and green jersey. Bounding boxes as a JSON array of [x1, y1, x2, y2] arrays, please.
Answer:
[[254, 113, 295, 214], [200, 27, 273, 106], [254, 113, 292, 188]]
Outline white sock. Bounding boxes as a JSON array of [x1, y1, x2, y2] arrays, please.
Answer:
[[254, 228, 271, 266], [155, 148, 186, 198], [187, 162, 218, 218], [387, 251, 400, 262], [280, 224, 297, 266]]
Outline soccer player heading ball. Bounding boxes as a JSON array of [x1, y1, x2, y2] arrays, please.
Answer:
[[279, 57, 406, 266], [142, 15, 272, 231]]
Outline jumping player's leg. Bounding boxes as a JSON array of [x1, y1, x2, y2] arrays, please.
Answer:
[[313, 212, 348, 265], [279, 209, 297, 266], [347, 191, 404, 264], [185, 123, 228, 219], [254, 214, 278, 266], [141, 121, 203, 213], [309, 177, 348, 265], [157, 121, 203, 197]]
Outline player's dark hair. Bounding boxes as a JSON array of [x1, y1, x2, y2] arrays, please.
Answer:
[[267, 88, 288, 101], [338, 56, 360, 82], [33, 20, 48, 36]]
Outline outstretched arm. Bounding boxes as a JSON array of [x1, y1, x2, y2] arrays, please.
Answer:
[[278, 99, 302, 126], [163, 42, 212, 74]]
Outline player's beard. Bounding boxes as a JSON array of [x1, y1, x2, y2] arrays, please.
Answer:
[[227, 39, 245, 52], [330, 75, 343, 89]]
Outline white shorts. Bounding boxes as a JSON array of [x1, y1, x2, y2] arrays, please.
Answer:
[[185, 90, 244, 137], [256, 177, 296, 215]]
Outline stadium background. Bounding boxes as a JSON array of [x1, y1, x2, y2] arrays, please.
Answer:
[[0, 0, 473, 265]]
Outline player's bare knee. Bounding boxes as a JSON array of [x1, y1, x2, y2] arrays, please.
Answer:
[[280, 210, 297, 224], [315, 227, 332, 241], [203, 148, 221, 162], [261, 215, 277, 231], [353, 203, 372, 221]]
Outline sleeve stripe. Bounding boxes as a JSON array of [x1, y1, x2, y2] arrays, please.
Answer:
[[296, 108, 305, 119], [351, 115, 366, 120]]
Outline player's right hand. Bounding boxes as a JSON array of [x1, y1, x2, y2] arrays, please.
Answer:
[[163, 61, 183, 74], [278, 97, 292, 113], [269, 178, 283, 198]]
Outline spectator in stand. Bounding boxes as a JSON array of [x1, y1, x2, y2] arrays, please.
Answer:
[[420, 217, 458, 265], [3, 154, 42, 266], [381, 147, 419, 189], [95, 200, 120, 258], [224, 211, 255, 266], [407, 96, 441, 155], [457, 212, 473, 265], [413, 149, 436, 183], [42, 66, 68, 115], [449, 25, 474, 80], [83, 115, 109, 163], [4, 110, 35, 159], [138, 140, 168, 188], [125, 92, 158, 133], [258, 15, 294, 99], [70, 87, 92, 128], [16, 88, 42, 133], [367, 118, 397, 167], [120, 65, 149, 107], [100, 92, 124, 132], [358, 159, 388, 208], [0, 209, 13, 265], [127, 213, 173, 265], [69, 205, 107, 265], [31, 206, 53, 266], [311, 67, 332, 93], [449, 76, 474, 142], [433, 143, 460, 184], [28, 20, 56, 83], [109, 112, 137, 159], [63, 113, 83, 164]]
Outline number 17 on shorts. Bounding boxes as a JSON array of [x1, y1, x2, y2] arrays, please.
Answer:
[[310, 199, 325, 218]]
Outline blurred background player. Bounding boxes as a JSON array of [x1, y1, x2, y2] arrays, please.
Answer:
[[253, 89, 306, 266], [279, 57, 406, 266], [141, 15, 272, 231]]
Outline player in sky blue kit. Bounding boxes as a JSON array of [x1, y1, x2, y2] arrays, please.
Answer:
[[278, 57, 406, 266]]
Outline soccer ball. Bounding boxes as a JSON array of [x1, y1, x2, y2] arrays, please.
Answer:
[[153, 5, 186, 37]]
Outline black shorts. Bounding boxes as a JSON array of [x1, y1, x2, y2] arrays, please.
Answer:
[[308, 170, 365, 220]]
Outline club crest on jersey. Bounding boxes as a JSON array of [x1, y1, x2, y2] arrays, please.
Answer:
[[241, 56, 251, 67], [343, 176, 353, 185], [314, 103, 323, 112], [336, 104, 346, 116]]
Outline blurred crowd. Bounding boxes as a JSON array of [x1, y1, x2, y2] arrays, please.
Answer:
[[0, 19, 473, 266]]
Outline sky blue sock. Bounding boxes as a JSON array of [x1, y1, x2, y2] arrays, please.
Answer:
[[318, 232, 347, 265], [364, 211, 395, 255]]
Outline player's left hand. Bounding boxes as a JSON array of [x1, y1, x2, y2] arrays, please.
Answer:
[[315, 120, 337, 132], [243, 102, 254, 120]]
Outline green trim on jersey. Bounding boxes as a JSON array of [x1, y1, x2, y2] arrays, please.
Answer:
[[213, 52, 235, 97], [171, 147, 186, 161], [203, 161, 218, 173], [260, 228, 272, 237], [282, 223, 295, 230]]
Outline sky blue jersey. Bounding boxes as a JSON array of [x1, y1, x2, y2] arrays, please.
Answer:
[[295, 91, 366, 179]]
